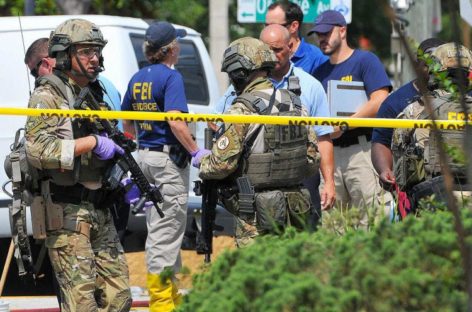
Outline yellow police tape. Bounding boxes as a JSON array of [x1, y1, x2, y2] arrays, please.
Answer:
[[0, 107, 469, 130]]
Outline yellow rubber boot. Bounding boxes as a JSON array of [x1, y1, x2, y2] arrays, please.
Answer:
[[147, 273, 176, 312], [171, 280, 183, 307]]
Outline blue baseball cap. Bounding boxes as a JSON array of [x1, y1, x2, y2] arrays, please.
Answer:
[[145, 21, 187, 49], [307, 10, 347, 35]]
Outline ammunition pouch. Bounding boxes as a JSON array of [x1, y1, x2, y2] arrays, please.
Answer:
[[285, 188, 311, 229], [254, 190, 286, 234], [236, 176, 255, 220], [254, 188, 311, 233], [218, 177, 311, 233]]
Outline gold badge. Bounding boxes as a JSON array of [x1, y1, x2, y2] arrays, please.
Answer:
[[217, 136, 230, 150]]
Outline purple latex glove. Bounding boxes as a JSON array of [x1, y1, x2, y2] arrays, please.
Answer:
[[191, 148, 211, 168], [93, 135, 124, 160], [121, 178, 154, 209]]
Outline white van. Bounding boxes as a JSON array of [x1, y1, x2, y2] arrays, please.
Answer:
[[0, 15, 233, 262]]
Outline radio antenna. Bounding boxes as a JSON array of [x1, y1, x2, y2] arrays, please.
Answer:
[[18, 13, 32, 96]]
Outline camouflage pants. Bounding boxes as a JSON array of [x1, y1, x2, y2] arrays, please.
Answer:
[[235, 216, 259, 248], [46, 202, 131, 312], [234, 188, 311, 248]]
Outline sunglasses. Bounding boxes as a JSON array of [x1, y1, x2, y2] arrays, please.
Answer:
[[30, 59, 43, 78], [76, 46, 102, 59]]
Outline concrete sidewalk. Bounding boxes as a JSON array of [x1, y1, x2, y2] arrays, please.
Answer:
[[0, 294, 150, 311]]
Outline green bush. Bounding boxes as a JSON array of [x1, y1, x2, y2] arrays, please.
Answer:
[[179, 210, 470, 312]]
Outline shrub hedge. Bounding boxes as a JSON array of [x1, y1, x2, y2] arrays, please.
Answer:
[[179, 210, 471, 311]]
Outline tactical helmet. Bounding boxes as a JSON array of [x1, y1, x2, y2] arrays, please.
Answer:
[[430, 43, 472, 72], [49, 18, 107, 58], [221, 37, 277, 74]]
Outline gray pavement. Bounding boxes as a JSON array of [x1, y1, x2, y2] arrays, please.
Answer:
[[0, 293, 150, 311]]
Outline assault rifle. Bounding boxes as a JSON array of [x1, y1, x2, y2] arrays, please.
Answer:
[[193, 128, 219, 263], [74, 87, 164, 217]]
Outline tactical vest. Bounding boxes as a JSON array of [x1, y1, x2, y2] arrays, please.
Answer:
[[392, 90, 471, 190], [236, 88, 318, 189], [30, 74, 110, 185]]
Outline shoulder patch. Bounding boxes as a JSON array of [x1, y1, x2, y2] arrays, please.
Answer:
[[216, 135, 230, 150]]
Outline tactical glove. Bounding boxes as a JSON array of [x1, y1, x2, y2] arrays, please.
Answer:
[[93, 135, 124, 160], [191, 148, 211, 168], [121, 178, 155, 209]]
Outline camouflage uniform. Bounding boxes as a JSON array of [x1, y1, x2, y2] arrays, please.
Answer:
[[200, 77, 319, 247], [25, 19, 131, 312]]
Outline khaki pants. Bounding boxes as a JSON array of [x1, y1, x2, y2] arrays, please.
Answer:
[[322, 136, 392, 228], [138, 149, 189, 274]]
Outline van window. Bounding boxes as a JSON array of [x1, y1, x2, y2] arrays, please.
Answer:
[[129, 33, 209, 106]]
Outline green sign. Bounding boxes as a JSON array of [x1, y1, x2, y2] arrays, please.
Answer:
[[237, 0, 351, 24]]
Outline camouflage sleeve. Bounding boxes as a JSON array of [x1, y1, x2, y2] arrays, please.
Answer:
[[25, 85, 75, 170], [199, 103, 251, 180], [306, 126, 320, 174]]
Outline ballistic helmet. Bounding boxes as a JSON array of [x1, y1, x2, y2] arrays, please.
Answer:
[[221, 37, 276, 74], [49, 18, 107, 57], [430, 43, 472, 72]]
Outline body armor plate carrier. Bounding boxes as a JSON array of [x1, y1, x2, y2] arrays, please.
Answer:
[[236, 88, 314, 189]]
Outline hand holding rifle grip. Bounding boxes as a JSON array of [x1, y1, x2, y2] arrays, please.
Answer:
[[74, 87, 165, 218]]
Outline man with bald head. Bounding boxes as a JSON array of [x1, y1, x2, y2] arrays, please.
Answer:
[[265, 1, 328, 74], [215, 24, 335, 224]]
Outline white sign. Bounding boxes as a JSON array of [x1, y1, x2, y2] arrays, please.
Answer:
[[460, 0, 472, 26]]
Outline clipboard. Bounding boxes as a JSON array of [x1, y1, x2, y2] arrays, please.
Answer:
[[327, 80, 367, 117]]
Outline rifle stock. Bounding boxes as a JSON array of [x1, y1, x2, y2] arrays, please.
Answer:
[[74, 87, 164, 217]]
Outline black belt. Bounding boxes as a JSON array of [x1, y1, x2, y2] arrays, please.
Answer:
[[50, 183, 104, 206], [139, 146, 164, 152], [333, 128, 372, 148]]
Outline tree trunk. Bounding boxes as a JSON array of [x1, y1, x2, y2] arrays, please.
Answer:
[[56, 0, 91, 14]]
